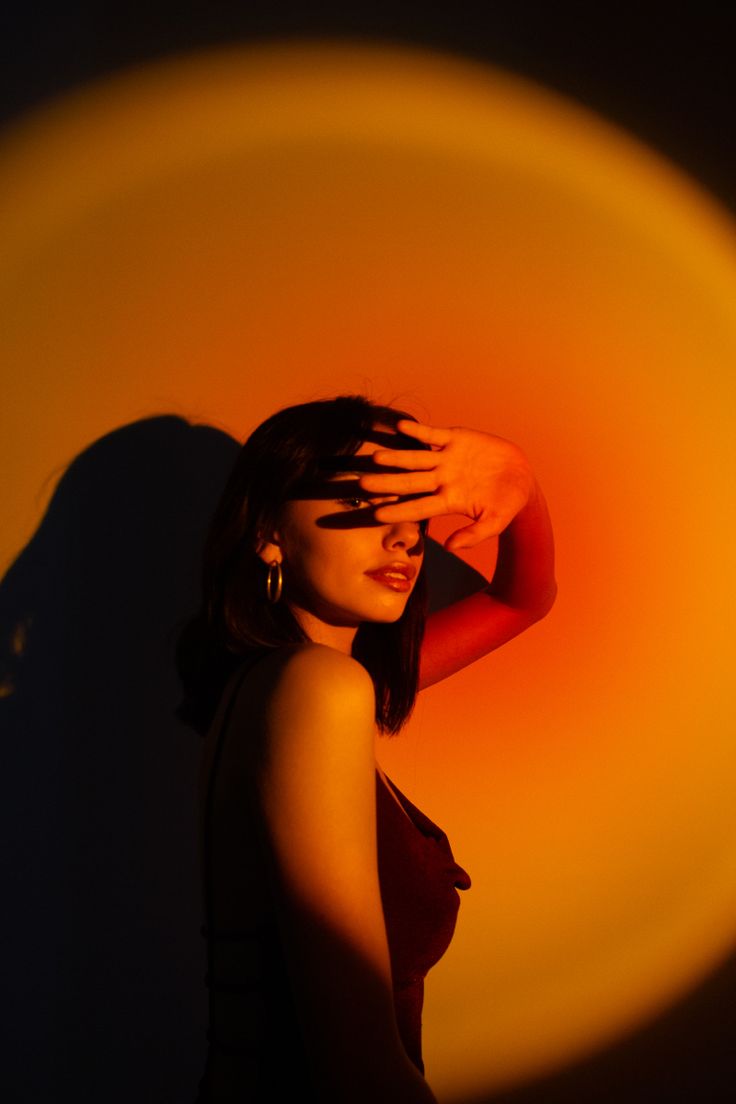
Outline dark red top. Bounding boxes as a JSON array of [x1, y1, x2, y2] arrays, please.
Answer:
[[375, 769, 471, 1072], [195, 653, 470, 1100]]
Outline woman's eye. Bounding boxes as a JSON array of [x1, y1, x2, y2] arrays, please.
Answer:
[[337, 496, 370, 510]]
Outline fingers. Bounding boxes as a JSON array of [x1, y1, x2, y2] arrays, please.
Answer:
[[444, 526, 480, 552], [395, 419, 453, 448], [372, 495, 448, 523], [444, 520, 501, 551], [369, 448, 438, 470], [360, 471, 437, 495]]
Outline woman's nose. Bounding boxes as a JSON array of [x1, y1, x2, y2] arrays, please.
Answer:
[[383, 518, 423, 552]]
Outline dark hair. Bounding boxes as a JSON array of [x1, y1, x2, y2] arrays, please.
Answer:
[[176, 395, 430, 737]]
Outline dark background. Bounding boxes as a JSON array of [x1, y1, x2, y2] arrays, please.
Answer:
[[2, 4, 735, 1103], [3, 3, 735, 216]]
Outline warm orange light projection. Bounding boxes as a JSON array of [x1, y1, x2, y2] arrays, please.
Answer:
[[2, 41, 736, 1102]]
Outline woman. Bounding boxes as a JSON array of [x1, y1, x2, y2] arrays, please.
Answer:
[[178, 395, 556, 1103]]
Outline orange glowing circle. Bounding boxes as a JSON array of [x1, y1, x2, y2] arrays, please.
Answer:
[[2, 41, 736, 1101]]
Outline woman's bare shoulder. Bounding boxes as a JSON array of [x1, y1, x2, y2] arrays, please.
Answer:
[[227, 643, 375, 747], [263, 643, 374, 725], [272, 642, 372, 684], [228, 642, 371, 694]]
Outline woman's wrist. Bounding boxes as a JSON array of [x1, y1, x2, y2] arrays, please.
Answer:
[[487, 476, 557, 617]]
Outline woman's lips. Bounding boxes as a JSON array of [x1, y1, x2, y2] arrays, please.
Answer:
[[366, 565, 417, 591]]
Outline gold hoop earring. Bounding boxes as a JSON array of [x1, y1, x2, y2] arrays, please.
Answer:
[[266, 560, 283, 604]]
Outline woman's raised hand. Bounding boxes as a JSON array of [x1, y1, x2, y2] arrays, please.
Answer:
[[360, 420, 534, 552]]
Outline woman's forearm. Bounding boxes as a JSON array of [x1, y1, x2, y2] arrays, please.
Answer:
[[419, 477, 556, 689], [485, 477, 557, 618]]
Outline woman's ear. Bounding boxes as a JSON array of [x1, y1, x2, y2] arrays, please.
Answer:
[[255, 529, 283, 565]]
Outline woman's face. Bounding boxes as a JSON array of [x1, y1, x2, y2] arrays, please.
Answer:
[[259, 432, 425, 651]]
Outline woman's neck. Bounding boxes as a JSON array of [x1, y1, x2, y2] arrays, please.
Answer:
[[288, 602, 358, 656]]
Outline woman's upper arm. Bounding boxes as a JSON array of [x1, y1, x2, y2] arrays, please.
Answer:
[[252, 645, 429, 1101], [257, 645, 385, 971], [420, 479, 556, 689], [419, 589, 542, 689]]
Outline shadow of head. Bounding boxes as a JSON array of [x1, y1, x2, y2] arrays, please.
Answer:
[[0, 414, 239, 1100]]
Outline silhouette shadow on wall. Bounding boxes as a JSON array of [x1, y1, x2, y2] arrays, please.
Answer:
[[0, 414, 485, 1104], [1, 417, 240, 1102]]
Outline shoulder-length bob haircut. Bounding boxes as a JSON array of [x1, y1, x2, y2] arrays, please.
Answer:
[[176, 394, 430, 737]]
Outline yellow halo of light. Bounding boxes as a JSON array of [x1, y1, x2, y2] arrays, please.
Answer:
[[2, 41, 736, 1102]]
